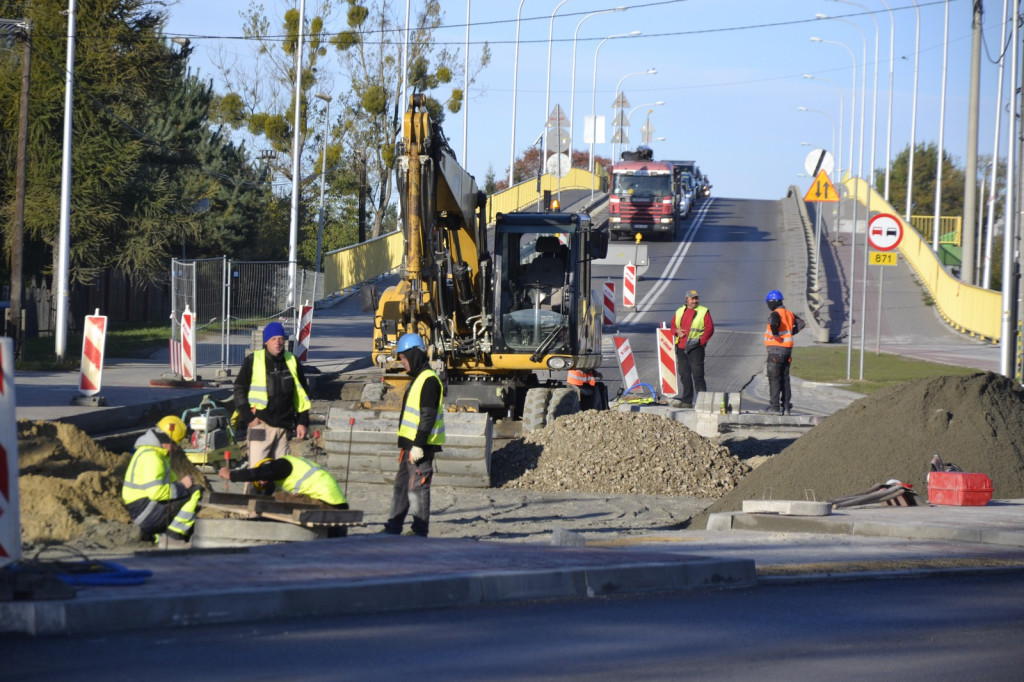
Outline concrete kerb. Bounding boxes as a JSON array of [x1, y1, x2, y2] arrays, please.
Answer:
[[53, 389, 232, 434]]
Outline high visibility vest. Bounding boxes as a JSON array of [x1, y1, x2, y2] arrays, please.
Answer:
[[398, 369, 446, 446], [277, 455, 347, 506], [567, 369, 597, 386], [764, 307, 796, 348], [122, 446, 176, 505], [247, 350, 311, 413], [674, 305, 709, 344]]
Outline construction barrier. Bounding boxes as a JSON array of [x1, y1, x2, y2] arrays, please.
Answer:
[[295, 302, 313, 362], [623, 263, 636, 308], [0, 337, 20, 566], [77, 309, 107, 397], [323, 408, 493, 488], [603, 281, 616, 326], [614, 336, 640, 391], [181, 305, 196, 381], [657, 324, 678, 398]]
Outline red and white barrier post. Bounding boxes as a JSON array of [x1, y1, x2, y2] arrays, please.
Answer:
[[623, 263, 636, 308], [0, 338, 20, 566], [602, 281, 616, 327], [295, 301, 313, 362], [180, 305, 195, 381], [657, 323, 678, 398], [74, 309, 108, 406], [613, 336, 640, 392]]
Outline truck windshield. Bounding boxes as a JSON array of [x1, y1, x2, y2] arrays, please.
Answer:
[[613, 174, 671, 197]]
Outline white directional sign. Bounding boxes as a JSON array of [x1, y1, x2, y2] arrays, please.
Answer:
[[545, 152, 571, 178], [804, 148, 835, 177], [867, 213, 903, 251]]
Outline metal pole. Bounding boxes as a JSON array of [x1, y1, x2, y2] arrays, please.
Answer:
[[462, 0, 470, 165], [509, 0, 526, 188], [287, 0, 307, 314], [7, 18, 30, 353], [961, 0, 983, 285], [880, 0, 894, 202], [985, 0, 1010, 290], [857, 4, 878, 382], [906, 1, 920, 223], [570, 8, 621, 177], [314, 94, 331, 298], [55, 0, 77, 362], [1002, 0, 1020, 376], [932, 0, 950, 254], [543, 0, 572, 163]]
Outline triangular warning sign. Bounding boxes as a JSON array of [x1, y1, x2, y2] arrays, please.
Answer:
[[613, 92, 630, 109], [546, 105, 569, 127], [803, 170, 839, 203]]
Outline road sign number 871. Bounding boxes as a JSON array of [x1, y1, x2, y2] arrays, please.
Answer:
[[869, 251, 898, 266]]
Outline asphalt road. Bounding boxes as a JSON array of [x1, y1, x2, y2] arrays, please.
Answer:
[[4, 573, 1021, 680]]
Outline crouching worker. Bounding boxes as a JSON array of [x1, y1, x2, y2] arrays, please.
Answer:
[[122, 416, 202, 544], [218, 455, 348, 509]]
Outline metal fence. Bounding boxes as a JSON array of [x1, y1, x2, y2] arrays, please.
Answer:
[[170, 257, 323, 376]]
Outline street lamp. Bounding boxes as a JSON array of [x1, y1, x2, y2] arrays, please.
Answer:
[[984, 0, 1010, 289], [612, 67, 656, 159], [287, 0, 307, 312], [906, 0, 921, 222], [569, 7, 626, 163], [802, 74, 844, 179], [509, 0, 527, 188], [797, 107, 836, 169], [542, 0, 574, 162], [590, 30, 641, 177], [810, 38, 857, 189], [313, 93, 331, 290], [626, 101, 665, 141]]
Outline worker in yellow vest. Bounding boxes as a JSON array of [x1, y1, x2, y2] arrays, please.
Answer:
[[218, 455, 348, 508], [121, 416, 201, 544], [382, 333, 445, 537], [763, 290, 806, 415], [670, 289, 714, 408], [233, 321, 311, 487]]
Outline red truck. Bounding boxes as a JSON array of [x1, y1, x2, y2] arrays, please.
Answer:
[[608, 148, 676, 240]]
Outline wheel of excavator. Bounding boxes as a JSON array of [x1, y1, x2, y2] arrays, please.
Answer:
[[546, 387, 580, 426], [522, 387, 553, 432]]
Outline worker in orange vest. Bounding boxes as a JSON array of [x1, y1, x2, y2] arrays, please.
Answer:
[[763, 290, 806, 415], [567, 367, 605, 410]]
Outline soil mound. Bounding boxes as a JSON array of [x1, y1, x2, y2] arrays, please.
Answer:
[[17, 421, 207, 551], [691, 372, 1024, 528], [493, 410, 751, 497]]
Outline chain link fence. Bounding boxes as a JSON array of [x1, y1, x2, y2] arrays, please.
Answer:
[[169, 257, 323, 377]]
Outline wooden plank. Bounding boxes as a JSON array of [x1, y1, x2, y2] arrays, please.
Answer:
[[248, 499, 324, 515], [259, 511, 365, 528], [292, 509, 365, 524], [203, 491, 260, 507]]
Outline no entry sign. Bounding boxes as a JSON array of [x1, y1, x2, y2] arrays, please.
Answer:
[[867, 213, 903, 251]]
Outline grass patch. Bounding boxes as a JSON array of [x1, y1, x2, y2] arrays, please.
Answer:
[[792, 345, 979, 395], [17, 323, 171, 371]]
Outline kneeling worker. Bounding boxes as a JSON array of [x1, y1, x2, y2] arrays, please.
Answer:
[[218, 455, 348, 509], [122, 416, 202, 544]]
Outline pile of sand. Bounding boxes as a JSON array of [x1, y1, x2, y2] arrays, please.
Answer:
[[691, 372, 1024, 527], [17, 421, 207, 552]]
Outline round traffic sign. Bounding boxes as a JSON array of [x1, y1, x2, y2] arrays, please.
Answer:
[[545, 152, 571, 178], [804, 148, 835, 177], [867, 213, 903, 251]]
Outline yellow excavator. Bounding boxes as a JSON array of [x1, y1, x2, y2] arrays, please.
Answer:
[[325, 95, 608, 488], [369, 94, 608, 428]]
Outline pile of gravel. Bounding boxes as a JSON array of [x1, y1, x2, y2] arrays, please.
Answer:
[[691, 372, 1024, 528], [492, 410, 751, 498]]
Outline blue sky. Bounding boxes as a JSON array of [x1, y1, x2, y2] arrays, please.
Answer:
[[165, 0, 1000, 201]]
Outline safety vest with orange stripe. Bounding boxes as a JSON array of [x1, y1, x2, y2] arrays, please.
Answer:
[[764, 307, 796, 349]]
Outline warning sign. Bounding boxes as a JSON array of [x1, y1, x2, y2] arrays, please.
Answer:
[[803, 170, 839, 203]]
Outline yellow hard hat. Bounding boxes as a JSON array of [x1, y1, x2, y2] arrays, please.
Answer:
[[157, 415, 187, 445], [252, 457, 274, 492]]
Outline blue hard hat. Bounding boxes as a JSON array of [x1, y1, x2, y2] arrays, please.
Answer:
[[765, 290, 784, 303], [396, 333, 426, 355]]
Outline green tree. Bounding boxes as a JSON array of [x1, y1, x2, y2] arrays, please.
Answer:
[[883, 142, 966, 229]]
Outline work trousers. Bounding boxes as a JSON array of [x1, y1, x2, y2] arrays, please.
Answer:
[[384, 448, 435, 537], [766, 349, 793, 413], [128, 486, 202, 540], [245, 423, 290, 493], [675, 344, 706, 405]]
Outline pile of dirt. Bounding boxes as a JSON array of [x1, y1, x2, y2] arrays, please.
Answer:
[[493, 410, 751, 497], [691, 372, 1024, 528], [18, 421, 207, 552]]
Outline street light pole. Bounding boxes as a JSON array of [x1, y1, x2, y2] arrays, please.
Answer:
[[590, 31, 641, 180], [55, 0, 77, 362], [612, 68, 656, 160], [313, 93, 331, 294], [906, 0, 921, 222], [932, 0, 950, 254], [543, 0, 573, 163], [569, 7, 625, 166], [878, 0, 895, 202], [509, 0, 527, 188], [802, 74, 843, 179], [797, 107, 837, 160], [984, 0, 1011, 290], [287, 0, 307, 314]]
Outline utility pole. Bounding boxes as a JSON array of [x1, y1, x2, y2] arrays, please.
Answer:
[[962, 0, 982, 284]]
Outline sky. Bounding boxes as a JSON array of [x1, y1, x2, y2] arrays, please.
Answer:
[[163, 0, 1005, 201]]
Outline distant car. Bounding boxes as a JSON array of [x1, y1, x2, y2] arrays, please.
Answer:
[[699, 175, 712, 198]]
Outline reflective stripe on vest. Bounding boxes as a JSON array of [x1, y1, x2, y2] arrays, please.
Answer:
[[567, 369, 596, 386], [764, 308, 796, 348], [247, 350, 312, 413], [122, 446, 174, 505], [277, 455, 346, 506], [674, 305, 709, 343], [397, 369, 446, 445]]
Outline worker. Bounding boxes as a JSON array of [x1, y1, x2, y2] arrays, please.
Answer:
[[567, 367, 605, 410], [670, 289, 714, 408], [121, 415, 202, 544], [233, 321, 311, 486], [218, 455, 348, 509], [763, 289, 807, 415], [382, 333, 445, 537]]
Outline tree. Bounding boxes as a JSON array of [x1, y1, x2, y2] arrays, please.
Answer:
[[332, 0, 489, 237], [883, 142, 966, 229], [494, 147, 610, 192]]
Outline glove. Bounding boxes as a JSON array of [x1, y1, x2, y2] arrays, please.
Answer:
[[408, 445, 425, 463]]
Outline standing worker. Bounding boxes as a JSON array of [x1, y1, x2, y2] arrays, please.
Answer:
[[382, 333, 445, 537], [121, 416, 202, 544], [763, 289, 806, 415], [218, 455, 348, 509], [233, 321, 311, 484], [670, 289, 714, 408]]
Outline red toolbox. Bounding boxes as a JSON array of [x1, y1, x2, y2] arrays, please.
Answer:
[[927, 471, 993, 506]]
